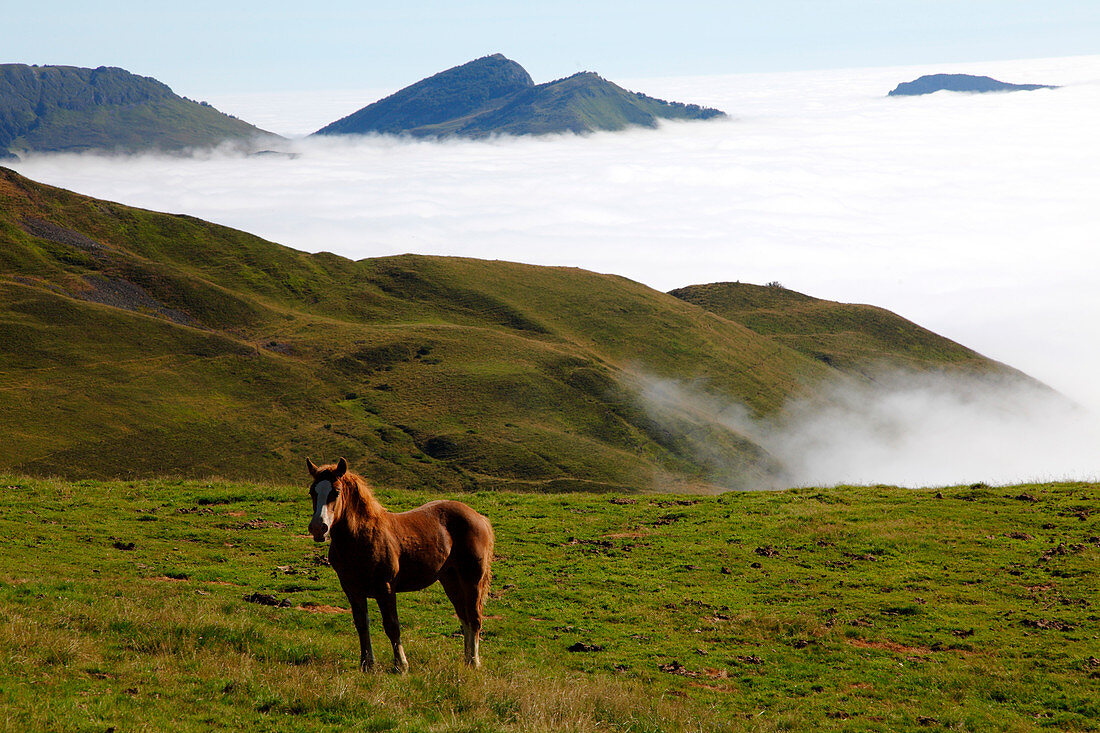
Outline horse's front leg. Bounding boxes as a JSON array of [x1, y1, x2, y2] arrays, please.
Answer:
[[349, 596, 375, 672], [376, 591, 408, 673]]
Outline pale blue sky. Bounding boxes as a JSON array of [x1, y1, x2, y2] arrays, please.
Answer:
[[8, 1, 1100, 95]]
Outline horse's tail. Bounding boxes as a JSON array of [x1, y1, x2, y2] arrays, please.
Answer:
[[476, 517, 495, 615]]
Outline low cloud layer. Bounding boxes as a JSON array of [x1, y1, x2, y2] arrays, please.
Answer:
[[10, 55, 1100, 485], [639, 370, 1100, 489]]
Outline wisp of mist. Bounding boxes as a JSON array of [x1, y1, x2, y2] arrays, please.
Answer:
[[11, 55, 1100, 487], [638, 371, 1099, 489]]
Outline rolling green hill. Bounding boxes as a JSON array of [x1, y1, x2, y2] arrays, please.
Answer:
[[314, 54, 724, 139], [0, 167, 1031, 489], [669, 281, 998, 378], [0, 64, 276, 158]]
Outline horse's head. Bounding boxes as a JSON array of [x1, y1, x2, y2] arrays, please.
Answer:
[[306, 457, 347, 542]]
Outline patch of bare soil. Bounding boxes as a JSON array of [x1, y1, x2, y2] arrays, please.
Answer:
[[1022, 618, 1076, 631], [235, 518, 287, 530], [689, 679, 736, 693], [658, 660, 698, 677], [297, 602, 347, 614], [602, 529, 650, 539], [244, 592, 290, 608], [846, 638, 933, 658], [567, 642, 604, 652], [1039, 543, 1086, 561]]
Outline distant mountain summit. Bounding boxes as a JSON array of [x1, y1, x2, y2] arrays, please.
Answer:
[[316, 54, 534, 136], [314, 54, 725, 139], [888, 73, 1058, 96], [0, 64, 277, 158]]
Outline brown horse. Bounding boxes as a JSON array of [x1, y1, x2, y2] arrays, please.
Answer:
[[305, 458, 494, 672]]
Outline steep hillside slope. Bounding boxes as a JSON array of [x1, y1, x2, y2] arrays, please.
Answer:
[[0, 64, 275, 157], [314, 54, 723, 139]]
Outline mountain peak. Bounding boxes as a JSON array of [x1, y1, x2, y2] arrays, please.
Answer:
[[314, 56, 724, 139], [315, 54, 534, 136]]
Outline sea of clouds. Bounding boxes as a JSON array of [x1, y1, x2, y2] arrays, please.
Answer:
[[11, 55, 1100, 487]]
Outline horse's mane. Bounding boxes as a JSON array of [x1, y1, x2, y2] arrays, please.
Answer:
[[334, 471, 385, 535]]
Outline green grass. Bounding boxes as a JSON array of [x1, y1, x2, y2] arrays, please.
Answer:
[[669, 282, 1013, 376], [1, 476, 1096, 731]]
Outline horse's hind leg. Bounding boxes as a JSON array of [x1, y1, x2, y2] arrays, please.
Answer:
[[441, 565, 487, 669], [440, 571, 477, 667], [349, 596, 375, 671], [376, 591, 408, 673], [465, 559, 490, 669]]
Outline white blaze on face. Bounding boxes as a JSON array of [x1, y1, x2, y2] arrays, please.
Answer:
[[309, 480, 335, 540]]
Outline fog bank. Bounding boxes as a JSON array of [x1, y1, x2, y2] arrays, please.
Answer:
[[639, 371, 1099, 489]]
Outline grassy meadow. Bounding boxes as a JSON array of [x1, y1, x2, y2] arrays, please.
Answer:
[[1, 475, 1096, 732]]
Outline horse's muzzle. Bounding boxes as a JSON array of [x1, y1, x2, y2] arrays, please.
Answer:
[[308, 521, 328, 542]]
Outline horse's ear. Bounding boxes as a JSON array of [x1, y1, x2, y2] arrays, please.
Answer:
[[334, 457, 348, 478], [306, 458, 319, 478]]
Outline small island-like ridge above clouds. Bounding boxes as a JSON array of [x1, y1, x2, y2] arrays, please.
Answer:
[[313, 53, 726, 139], [0, 63, 279, 159], [888, 73, 1059, 96]]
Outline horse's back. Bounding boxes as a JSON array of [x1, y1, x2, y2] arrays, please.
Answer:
[[391, 499, 492, 561], [401, 500, 492, 554]]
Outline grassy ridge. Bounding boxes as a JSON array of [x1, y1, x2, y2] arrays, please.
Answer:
[[670, 282, 1005, 378], [0, 168, 1032, 489], [1, 476, 1096, 731], [0, 167, 820, 489], [0, 64, 272, 156], [426, 72, 726, 137]]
